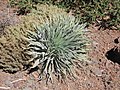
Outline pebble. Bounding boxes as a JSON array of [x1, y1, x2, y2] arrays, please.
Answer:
[[92, 68, 102, 77]]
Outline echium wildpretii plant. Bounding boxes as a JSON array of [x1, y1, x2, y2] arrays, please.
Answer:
[[25, 14, 89, 82]]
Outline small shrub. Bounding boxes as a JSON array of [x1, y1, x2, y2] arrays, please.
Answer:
[[25, 14, 89, 82], [0, 4, 68, 73], [38, 0, 120, 30]]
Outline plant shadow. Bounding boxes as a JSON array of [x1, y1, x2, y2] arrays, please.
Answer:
[[27, 67, 39, 74]]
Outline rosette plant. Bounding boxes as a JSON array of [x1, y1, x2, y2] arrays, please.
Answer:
[[25, 14, 89, 82]]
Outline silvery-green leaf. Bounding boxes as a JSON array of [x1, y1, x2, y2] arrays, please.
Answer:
[[31, 59, 40, 68]]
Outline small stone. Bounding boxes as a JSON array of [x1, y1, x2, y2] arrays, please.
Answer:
[[92, 41, 99, 49], [92, 68, 102, 77], [43, 86, 49, 90]]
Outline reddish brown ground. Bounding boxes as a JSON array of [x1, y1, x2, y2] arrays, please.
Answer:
[[0, 0, 20, 35], [0, 0, 120, 90]]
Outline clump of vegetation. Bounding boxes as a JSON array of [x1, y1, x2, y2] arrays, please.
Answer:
[[0, 35, 29, 73], [48, 0, 120, 30], [0, 4, 68, 73], [25, 14, 89, 83], [0, 19, 33, 73], [12, 0, 119, 30], [10, 0, 37, 15], [9, 0, 65, 15]]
